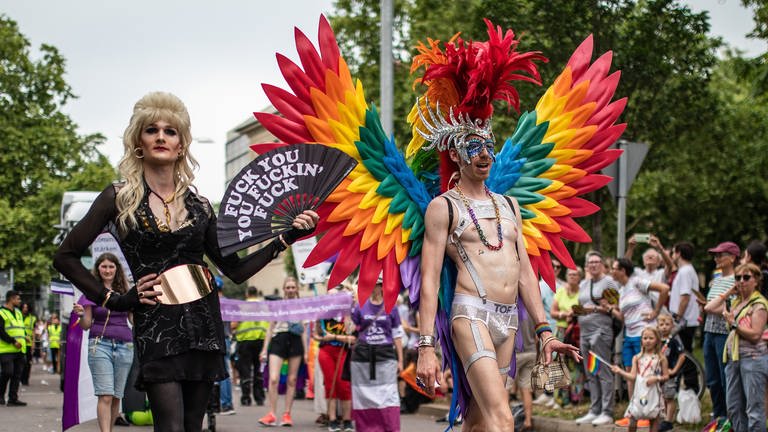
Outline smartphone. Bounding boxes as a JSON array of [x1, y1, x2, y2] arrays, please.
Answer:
[[635, 233, 650, 243]]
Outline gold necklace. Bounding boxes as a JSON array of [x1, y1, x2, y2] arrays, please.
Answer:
[[148, 188, 175, 229]]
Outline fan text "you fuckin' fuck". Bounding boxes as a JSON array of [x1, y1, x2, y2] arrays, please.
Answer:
[[222, 149, 324, 242]]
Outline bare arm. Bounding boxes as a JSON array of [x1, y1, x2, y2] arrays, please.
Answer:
[[677, 294, 690, 320], [416, 198, 450, 396], [648, 281, 670, 319], [509, 197, 581, 363], [704, 285, 735, 314]]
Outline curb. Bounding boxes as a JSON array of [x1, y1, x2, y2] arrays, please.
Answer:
[[418, 403, 619, 431]]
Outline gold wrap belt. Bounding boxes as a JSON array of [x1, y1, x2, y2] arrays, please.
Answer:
[[155, 264, 215, 305]]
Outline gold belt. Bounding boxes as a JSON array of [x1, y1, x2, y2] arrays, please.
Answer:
[[155, 264, 214, 305]]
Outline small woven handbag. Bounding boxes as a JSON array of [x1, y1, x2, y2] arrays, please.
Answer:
[[531, 340, 571, 392]]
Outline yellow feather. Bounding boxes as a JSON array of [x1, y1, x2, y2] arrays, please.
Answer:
[[360, 187, 383, 209], [372, 197, 393, 223], [384, 212, 405, 235], [541, 163, 572, 180]]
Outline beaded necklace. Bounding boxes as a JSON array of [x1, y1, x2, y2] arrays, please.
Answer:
[[454, 184, 503, 251], [147, 187, 176, 231]]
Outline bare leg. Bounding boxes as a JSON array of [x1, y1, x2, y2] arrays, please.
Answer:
[[521, 386, 533, 429], [267, 354, 283, 414], [282, 355, 302, 414], [451, 318, 516, 432], [664, 397, 676, 422], [327, 398, 338, 421], [625, 366, 634, 405], [649, 418, 659, 432], [341, 399, 352, 421], [111, 397, 121, 429], [628, 418, 637, 432], [96, 395, 113, 432]]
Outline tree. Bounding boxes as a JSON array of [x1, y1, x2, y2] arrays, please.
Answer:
[[328, 0, 723, 255], [0, 15, 116, 292]]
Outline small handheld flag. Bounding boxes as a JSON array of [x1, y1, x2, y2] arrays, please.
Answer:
[[587, 350, 611, 375]]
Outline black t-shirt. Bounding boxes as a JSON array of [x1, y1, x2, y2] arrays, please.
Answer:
[[661, 336, 682, 375], [54, 184, 285, 362]]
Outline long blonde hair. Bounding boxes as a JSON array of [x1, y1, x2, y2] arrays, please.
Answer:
[[115, 92, 199, 233]]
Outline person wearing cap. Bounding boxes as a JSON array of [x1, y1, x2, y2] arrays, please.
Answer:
[[703, 241, 739, 421]]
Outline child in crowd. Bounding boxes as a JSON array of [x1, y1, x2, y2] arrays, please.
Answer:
[[611, 326, 669, 432], [656, 313, 685, 431]]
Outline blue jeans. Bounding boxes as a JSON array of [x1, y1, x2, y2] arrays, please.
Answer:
[[703, 332, 727, 418], [725, 355, 768, 432], [219, 336, 233, 409], [87, 338, 133, 399]]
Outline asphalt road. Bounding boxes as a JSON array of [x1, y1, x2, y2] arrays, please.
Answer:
[[2, 363, 451, 432]]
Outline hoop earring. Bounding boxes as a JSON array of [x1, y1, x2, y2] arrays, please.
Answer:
[[134, 147, 144, 159]]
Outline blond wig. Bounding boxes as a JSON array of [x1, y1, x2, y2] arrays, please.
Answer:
[[116, 92, 199, 233]]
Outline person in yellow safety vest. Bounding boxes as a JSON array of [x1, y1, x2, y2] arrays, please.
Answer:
[[232, 286, 269, 407], [0, 290, 27, 406], [47, 313, 62, 374], [21, 303, 35, 386]]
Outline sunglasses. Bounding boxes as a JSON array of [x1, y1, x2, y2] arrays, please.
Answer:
[[735, 274, 753, 282]]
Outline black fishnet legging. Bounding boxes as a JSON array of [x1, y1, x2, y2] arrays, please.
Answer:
[[146, 381, 212, 432]]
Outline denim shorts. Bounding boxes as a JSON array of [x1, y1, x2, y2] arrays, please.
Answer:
[[622, 336, 642, 368], [87, 338, 134, 398]]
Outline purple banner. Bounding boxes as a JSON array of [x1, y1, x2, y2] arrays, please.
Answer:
[[219, 292, 353, 322]]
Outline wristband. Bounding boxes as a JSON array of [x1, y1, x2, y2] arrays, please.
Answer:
[[418, 335, 436, 348], [534, 322, 552, 337]]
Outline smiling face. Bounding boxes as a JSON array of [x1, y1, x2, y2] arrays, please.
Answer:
[[138, 120, 182, 166], [450, 133, 496, 181]]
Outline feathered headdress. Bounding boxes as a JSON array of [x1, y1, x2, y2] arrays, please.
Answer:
[[407, 19, 547, 191]]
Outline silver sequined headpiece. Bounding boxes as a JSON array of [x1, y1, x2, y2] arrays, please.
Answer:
[[414, 96, 495, 164]]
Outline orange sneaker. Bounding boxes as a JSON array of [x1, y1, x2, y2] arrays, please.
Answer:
[[280, 412, 293, 427], [615, 417, 631, 427], [259, 412, 277, 426], [637, 419, 651, 428]]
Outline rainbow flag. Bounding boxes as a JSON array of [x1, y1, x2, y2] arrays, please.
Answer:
[[587, 351, 610, 375]]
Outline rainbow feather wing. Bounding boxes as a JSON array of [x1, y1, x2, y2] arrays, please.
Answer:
[[252, 16, 429, 311], [487, 35, 626, 288]]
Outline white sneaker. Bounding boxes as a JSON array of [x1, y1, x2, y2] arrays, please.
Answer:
[[575, 412, 598, 424], [533, 393, 552, 405], [591, 414, 613, 426]]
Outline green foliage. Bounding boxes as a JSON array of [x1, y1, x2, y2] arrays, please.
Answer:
[[0, 15, 116, 291]]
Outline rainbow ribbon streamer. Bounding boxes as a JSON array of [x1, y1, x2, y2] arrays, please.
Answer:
[[587, 350, 610, 375]]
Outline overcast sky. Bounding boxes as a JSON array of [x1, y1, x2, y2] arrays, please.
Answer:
[[2, 0, 764, 202]]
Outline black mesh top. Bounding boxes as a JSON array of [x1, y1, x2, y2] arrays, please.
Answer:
[[53, 184, 286, 362]]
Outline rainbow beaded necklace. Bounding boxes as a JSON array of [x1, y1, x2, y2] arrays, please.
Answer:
[[454, 184, 503, 251]]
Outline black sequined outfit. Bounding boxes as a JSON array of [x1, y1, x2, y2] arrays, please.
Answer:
[[54, 184, 287, 387]]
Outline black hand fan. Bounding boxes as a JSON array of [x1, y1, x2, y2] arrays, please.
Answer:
[[217, 143, 357, 256]]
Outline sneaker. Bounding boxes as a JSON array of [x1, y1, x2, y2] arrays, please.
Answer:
[[220, 406, 236, 416], [114, 415, 131, 426], [280, 412, 293, 427], [6, 399, 27, 407], [637, 419, 650, 428], [615, 417, 631, 427], [259, 412, 277, 426], [342, 420, 354, 432], [0, 398, 5, 405], [328, 420, 341, 432], [575, 412, 598, 424], [659, 420, 673, 432], [241, 396, 252, 406], [533, 393, 552, 405], [591, 414, 613, 426]]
